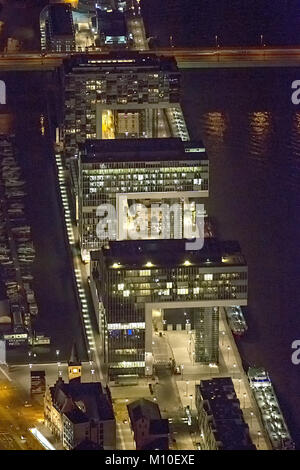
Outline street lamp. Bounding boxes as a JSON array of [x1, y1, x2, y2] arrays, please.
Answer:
[[250, 411, 254, 427], [238, 378, 242, 394], [181, 364, 184, 378], [189, 394, 193, 411], [257, 431, 261, 449], [260, 34, 263, 47], [215, 35, 219, 48], [227, 345, 231, 362], [243, 392, 247, 409]]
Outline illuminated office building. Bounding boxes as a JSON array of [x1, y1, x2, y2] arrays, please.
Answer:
[[76, 138, 208, 260], [63, 53, 188, 160], [89, 238, 248, 380]]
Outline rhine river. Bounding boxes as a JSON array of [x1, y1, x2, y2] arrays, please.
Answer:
[[142, 0, 300, 447]]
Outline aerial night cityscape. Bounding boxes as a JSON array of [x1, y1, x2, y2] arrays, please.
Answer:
[[0, 0, 299, 459]]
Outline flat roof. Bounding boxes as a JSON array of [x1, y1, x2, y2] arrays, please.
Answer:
[[80, 138, 207, 163], [49, 4, 74, 37], [97, 10, 127, 37], [63, 52, 179, 74], [91, 238, 246, 269], [197, 378, 255, 450]]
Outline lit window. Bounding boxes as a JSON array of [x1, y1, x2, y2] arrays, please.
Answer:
[[123, 290, 130, 297], [139, 270, 151, 276], [118, 283, 124, 291], [204, 274, 213, 281], [177, 288, 188, 295]]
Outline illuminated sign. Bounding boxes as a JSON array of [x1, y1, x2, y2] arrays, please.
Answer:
[[31, 370, 46, 395]]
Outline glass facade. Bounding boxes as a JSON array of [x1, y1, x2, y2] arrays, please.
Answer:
[[91, 245, 247, 379], [63, 54, 181, 158], [79, 154, 209, 254]]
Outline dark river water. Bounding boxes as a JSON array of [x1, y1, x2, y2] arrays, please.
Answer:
[[142, 0, 300, 447], [142, 0, 300, 47]]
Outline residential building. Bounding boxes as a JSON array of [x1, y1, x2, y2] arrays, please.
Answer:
[[62, 53, 187, 160], [195, 378, 256, 450], [127, 398, 169, 450], [44, 344, 116, 449], [40, 4, 76, 53], [77, 137, 208, 259], [89, 238, 248, 380]]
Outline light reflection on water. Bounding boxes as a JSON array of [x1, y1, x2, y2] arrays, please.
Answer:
[[181, 69, 300, 446], [202, 111, 228, 140], [248, 111, 273, 163], [289, 113, 300, 190]]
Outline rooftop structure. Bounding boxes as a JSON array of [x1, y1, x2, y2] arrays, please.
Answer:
[[97, 9, 128, 46], [79, 137, 206, 162], [195, 377, 256, 450], [97, 238, 245, 270], [40, 4, 76, 53], [127, 398, 169, 450], [44, 377, 116, 449]]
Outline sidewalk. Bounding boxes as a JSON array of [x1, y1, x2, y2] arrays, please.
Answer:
[[168, 310, 271, 450]]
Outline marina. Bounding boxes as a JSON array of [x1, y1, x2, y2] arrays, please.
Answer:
[[0, 135, 46, 348]]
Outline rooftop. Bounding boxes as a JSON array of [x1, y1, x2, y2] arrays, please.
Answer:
[[73, 439, 104, 450], [127, 398, 162, 422], [97, 9, 127, 38], [63, 52, 179, 74], [91, 238, 246, 269], [196, 378, 255, 450], [68, 342, 81, 366], [49, 4, 74, 37], [79, 138, 207, 163], [50, 378, 115, 423], [127, 398, 169, 437]]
